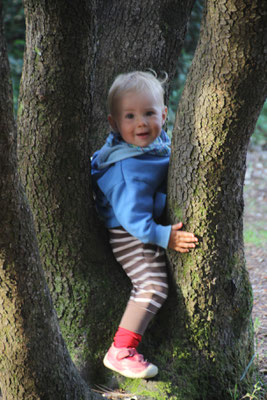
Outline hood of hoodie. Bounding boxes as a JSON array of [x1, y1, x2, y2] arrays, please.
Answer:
[[91, 129, 171, 171]]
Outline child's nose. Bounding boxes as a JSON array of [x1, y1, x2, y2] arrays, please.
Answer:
[[137, 116, 147, 126]]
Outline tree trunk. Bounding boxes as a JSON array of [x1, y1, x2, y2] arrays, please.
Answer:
[[0, 2, 100, 399], [17, 0, 113, 382], [165, 0, 267, 398], [17, 0, 195, 383]]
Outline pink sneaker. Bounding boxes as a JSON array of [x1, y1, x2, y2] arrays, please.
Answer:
[[103, 344, 158, 379]]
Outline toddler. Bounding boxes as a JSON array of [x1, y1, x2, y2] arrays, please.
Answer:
[[91, 71, 198, 379]]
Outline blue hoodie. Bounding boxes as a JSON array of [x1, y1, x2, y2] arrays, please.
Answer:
[[91, 131, 172, 249]]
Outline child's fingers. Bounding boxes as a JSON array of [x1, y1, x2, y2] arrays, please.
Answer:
[[174, 242, 197, 251], [175, 247, 190, 253], [169, 224, 199, 253], [178, 242, 196, 249], [178, 236, 198, 243], [172, 222, 183, 230], [175, 232, 198, 242], [172, 224, 197, 239], [174, 237, 198, 248], [169, 240, 195, 252], [177, 232, 197, 239]]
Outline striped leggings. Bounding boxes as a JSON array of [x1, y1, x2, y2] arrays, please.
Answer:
[[109, 227, 168, 335]]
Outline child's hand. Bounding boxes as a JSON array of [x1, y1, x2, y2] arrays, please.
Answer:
[[168, 222, 198, 253]]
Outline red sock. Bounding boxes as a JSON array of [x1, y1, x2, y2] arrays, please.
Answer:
[[113, 326, 142, 349]]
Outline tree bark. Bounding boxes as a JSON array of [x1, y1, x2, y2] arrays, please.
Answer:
[[17, 0, 195, 383], [4, 0, 267, 397], [0, 2, 100, 399], [17, 0, 112, 382], [165, 0, 267, 398]]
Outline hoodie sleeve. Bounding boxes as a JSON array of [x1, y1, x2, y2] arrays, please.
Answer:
[[106, 178, 171, 249]]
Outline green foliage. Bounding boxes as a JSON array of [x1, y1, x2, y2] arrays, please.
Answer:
[[244, 228, 267, 247], [168, 0, 267, 149], [230, 381, 266, 400], [228, 318, 266, 400], [2, 0, 267, 148], [2, 0, 25, 115], [241, 382, 265, 400], [250, 100, 267, 149], [168, 0, 204, 134]]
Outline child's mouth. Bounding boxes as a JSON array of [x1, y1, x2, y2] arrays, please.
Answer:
[[137, 133, 149, 138]]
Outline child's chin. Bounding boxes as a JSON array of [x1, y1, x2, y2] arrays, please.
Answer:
[[135, 136, 153, 146]]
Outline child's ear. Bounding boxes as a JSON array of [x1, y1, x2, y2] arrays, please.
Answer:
[[162, 106, 168, 125], [108, 114, 118, 132]]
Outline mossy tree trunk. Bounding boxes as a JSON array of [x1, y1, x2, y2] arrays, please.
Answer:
[[17, 0, 195, 384], [13, 0, 266, 398], [17, 0, 112, 383], [163, 0, 267, 398], [0, 2, 100, 399]]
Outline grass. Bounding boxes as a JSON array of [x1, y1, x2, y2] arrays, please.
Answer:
[[229, 316, 266, 400], [240, 382, 265, 400], [244, 229, 267, 247]]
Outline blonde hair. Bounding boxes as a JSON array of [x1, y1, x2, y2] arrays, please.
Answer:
[[108, 70, 167, 116]]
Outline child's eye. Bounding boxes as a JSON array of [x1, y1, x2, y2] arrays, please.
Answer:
[[146, 111, 155, 116], [125, 113, 134, 119]]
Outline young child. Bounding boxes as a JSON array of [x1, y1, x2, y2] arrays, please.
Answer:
[[91, 71, 198, 379]]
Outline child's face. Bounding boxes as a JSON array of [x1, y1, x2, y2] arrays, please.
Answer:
[[108, 91, 167, 147]]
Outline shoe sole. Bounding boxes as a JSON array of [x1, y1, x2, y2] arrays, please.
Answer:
[[103, 354, 158, 379]]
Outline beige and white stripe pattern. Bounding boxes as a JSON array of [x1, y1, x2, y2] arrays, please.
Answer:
[[109, 227, 168, 335]]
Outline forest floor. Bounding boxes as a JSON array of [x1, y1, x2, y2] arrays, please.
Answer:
[[244, 149, 267, 386]]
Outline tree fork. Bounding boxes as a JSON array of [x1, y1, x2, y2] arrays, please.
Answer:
[[89, 0, 196, 152], [17, 0, 196, 383]]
